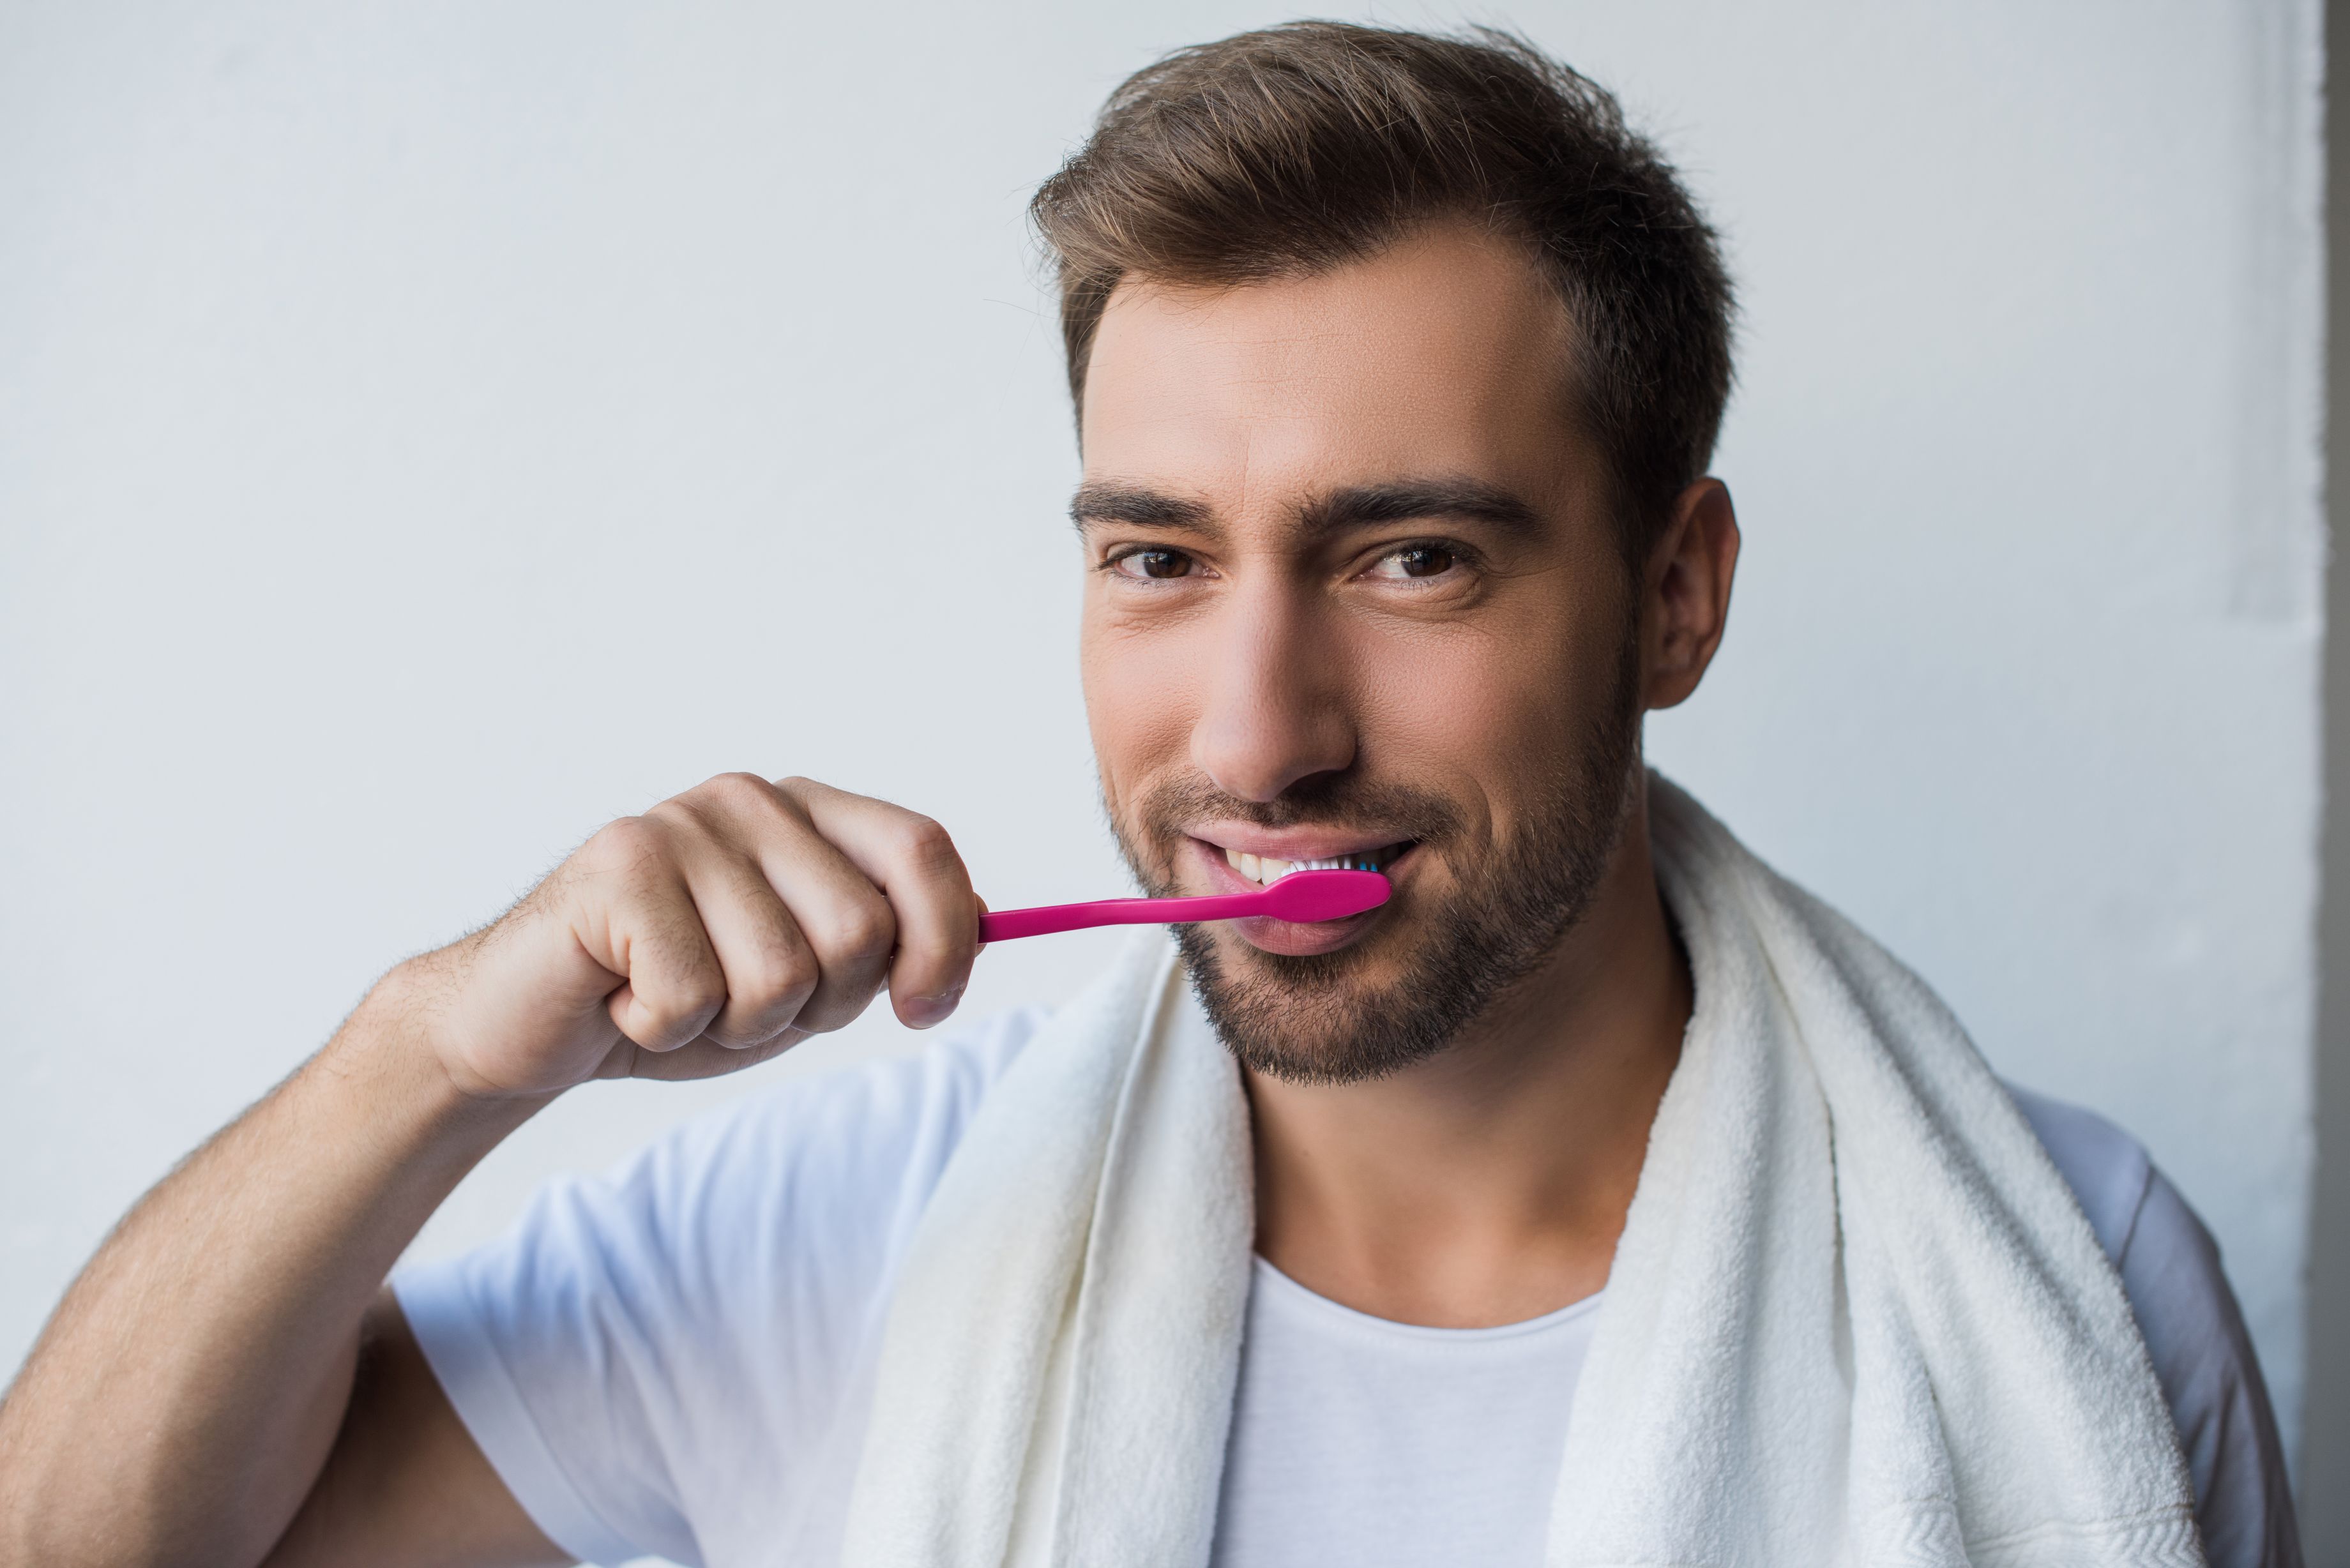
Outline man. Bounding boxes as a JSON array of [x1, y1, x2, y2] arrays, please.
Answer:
[[0, 22, 2301, 1568]]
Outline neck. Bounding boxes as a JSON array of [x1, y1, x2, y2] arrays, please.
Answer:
[[1245, 787, 1690, 1328]]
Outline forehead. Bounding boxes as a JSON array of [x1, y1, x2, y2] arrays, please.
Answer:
[[1078, 223, 1579, 499]]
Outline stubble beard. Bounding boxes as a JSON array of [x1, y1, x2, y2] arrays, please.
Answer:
[[1109, 640, 1645, 1087]]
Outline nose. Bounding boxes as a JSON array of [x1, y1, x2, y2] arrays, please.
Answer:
[[1189, 580, 1358, 803]]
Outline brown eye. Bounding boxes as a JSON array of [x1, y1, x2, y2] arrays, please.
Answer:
[[1114, 549, 1193, 580], [1377, 545, 1457, 579]]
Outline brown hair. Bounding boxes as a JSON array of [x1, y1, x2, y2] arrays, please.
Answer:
[[1031, 21, 1734, 564]]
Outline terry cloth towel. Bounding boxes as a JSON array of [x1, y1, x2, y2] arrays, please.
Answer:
[[838, 776, 2204, 1567]]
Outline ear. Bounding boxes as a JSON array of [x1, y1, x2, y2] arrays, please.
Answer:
[[1639, 478, 1740, 712]]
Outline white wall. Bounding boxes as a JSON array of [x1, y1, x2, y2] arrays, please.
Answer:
[[1, 0, 2324, 1488]]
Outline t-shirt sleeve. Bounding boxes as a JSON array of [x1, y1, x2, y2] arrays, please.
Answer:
[[391, 1009, 1042, 1568], [2117, 1169, 2304, 1568], [2010, 1085, 2303, 1568]]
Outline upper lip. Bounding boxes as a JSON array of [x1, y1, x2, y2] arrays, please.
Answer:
[[1187, 823, 1414, 860]]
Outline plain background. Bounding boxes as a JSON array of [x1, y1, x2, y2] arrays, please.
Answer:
[[3, 0, 2336, 1554]]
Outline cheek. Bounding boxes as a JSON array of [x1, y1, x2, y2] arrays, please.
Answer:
[[1358, 642, 1533, 814], [1080, 598, 1205, 814], [1352, 596, 1624, 830]]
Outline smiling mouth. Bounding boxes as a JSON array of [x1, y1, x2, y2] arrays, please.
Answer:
[[1218, 840, 1417, 888]]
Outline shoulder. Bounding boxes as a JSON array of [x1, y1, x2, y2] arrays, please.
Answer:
[[651, 1003, 1052, 1265], [2004, 1082, 2155, 1269], [390, 1005, 1056, 1567], [2003, 1083, 2301, 1568]]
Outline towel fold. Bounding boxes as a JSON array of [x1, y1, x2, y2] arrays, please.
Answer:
[[841, 776, 2202, 1567]]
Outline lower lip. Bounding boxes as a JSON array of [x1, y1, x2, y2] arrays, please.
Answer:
[[1186, 838, 1413, 957]]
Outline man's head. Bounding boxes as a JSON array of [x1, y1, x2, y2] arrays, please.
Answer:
[[1040, 24, 1740, 1083]]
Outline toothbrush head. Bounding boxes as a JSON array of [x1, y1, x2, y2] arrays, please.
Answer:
[[1252, 868, 1392, 923]]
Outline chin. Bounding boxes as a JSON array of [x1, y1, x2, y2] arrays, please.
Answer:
[[1176, 921, 1460, 1085]]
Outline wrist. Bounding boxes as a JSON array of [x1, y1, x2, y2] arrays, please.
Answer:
[[326, 959, 555, 1158]]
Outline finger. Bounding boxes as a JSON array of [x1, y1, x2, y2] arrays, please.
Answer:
[[663, 775, 900, 1036], [667, 838, 819, 1048], [595, 1029, 808, 1083], [775, 778, 980, 1029], [571, 818, 727, 1052]]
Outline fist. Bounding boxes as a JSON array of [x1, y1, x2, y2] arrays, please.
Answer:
[[407, 774, 982, 1097]]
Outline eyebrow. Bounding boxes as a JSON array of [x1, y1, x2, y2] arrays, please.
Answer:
[[1068, 483, 1214, 532], [1068, 477, 1544, 539], [1303, 479, 1544, 538]]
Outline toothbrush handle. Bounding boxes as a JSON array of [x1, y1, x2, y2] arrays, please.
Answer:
[[980, 892, 1264, 944]]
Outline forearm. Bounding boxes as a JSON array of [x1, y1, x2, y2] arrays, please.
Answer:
[[0, 961, 550, 1568]]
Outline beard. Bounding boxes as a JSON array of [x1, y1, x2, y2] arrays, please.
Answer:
[[1107, 637, 1645, 1086]]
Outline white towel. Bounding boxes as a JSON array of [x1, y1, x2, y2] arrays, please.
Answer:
[[840, 776, 2203, 1567]]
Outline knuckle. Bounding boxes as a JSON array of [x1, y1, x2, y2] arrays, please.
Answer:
[[669, 979, 727, 1029], [633, 983, 719, 1046], [641, 795, 708, 837], [699, 771, 777, 813], [639, 914, 723, 1006], [656, 949, 726, 1014], [742, 942, 819, 1013], [888, 813, 959, 872], [830, 900, 897, 967], [583, 816, 662, 875]]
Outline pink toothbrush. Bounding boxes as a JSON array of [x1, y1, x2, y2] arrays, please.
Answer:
[[978, 869, 1391, 944]]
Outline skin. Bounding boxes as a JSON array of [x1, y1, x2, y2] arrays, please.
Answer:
[[0, 221, 1736, 1564], [1079, 222, 1736, 1322]]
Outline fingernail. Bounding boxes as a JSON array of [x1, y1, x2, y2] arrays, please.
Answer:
[[909, 986, 963, 1028]]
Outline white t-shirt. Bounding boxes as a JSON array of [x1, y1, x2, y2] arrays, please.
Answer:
[[395, 1007, 2300, 1568], [1211, 1257, 1603, 1566]]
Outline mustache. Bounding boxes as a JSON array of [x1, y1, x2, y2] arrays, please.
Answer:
[[1126, 771, 1464, 844]]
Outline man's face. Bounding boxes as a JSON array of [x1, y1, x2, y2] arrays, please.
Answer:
[[1076, 223, 1645, 1083]]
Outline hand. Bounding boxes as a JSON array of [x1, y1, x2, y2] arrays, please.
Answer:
[[402, 774, 983, 1097]]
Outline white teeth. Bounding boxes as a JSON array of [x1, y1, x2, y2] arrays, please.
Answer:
[[1222, 846, 1381, 884], [1225, 847, 1384, 885]]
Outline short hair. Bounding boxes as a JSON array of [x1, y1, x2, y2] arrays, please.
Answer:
[[1031, 21, 1734, 565]]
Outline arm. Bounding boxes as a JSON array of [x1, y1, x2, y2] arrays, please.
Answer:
[[2120, 1171, 2303, 1568], [0, 774, 982, 1568], [266, 1290, 567, 1568], [0, 984, 557, 1568]]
